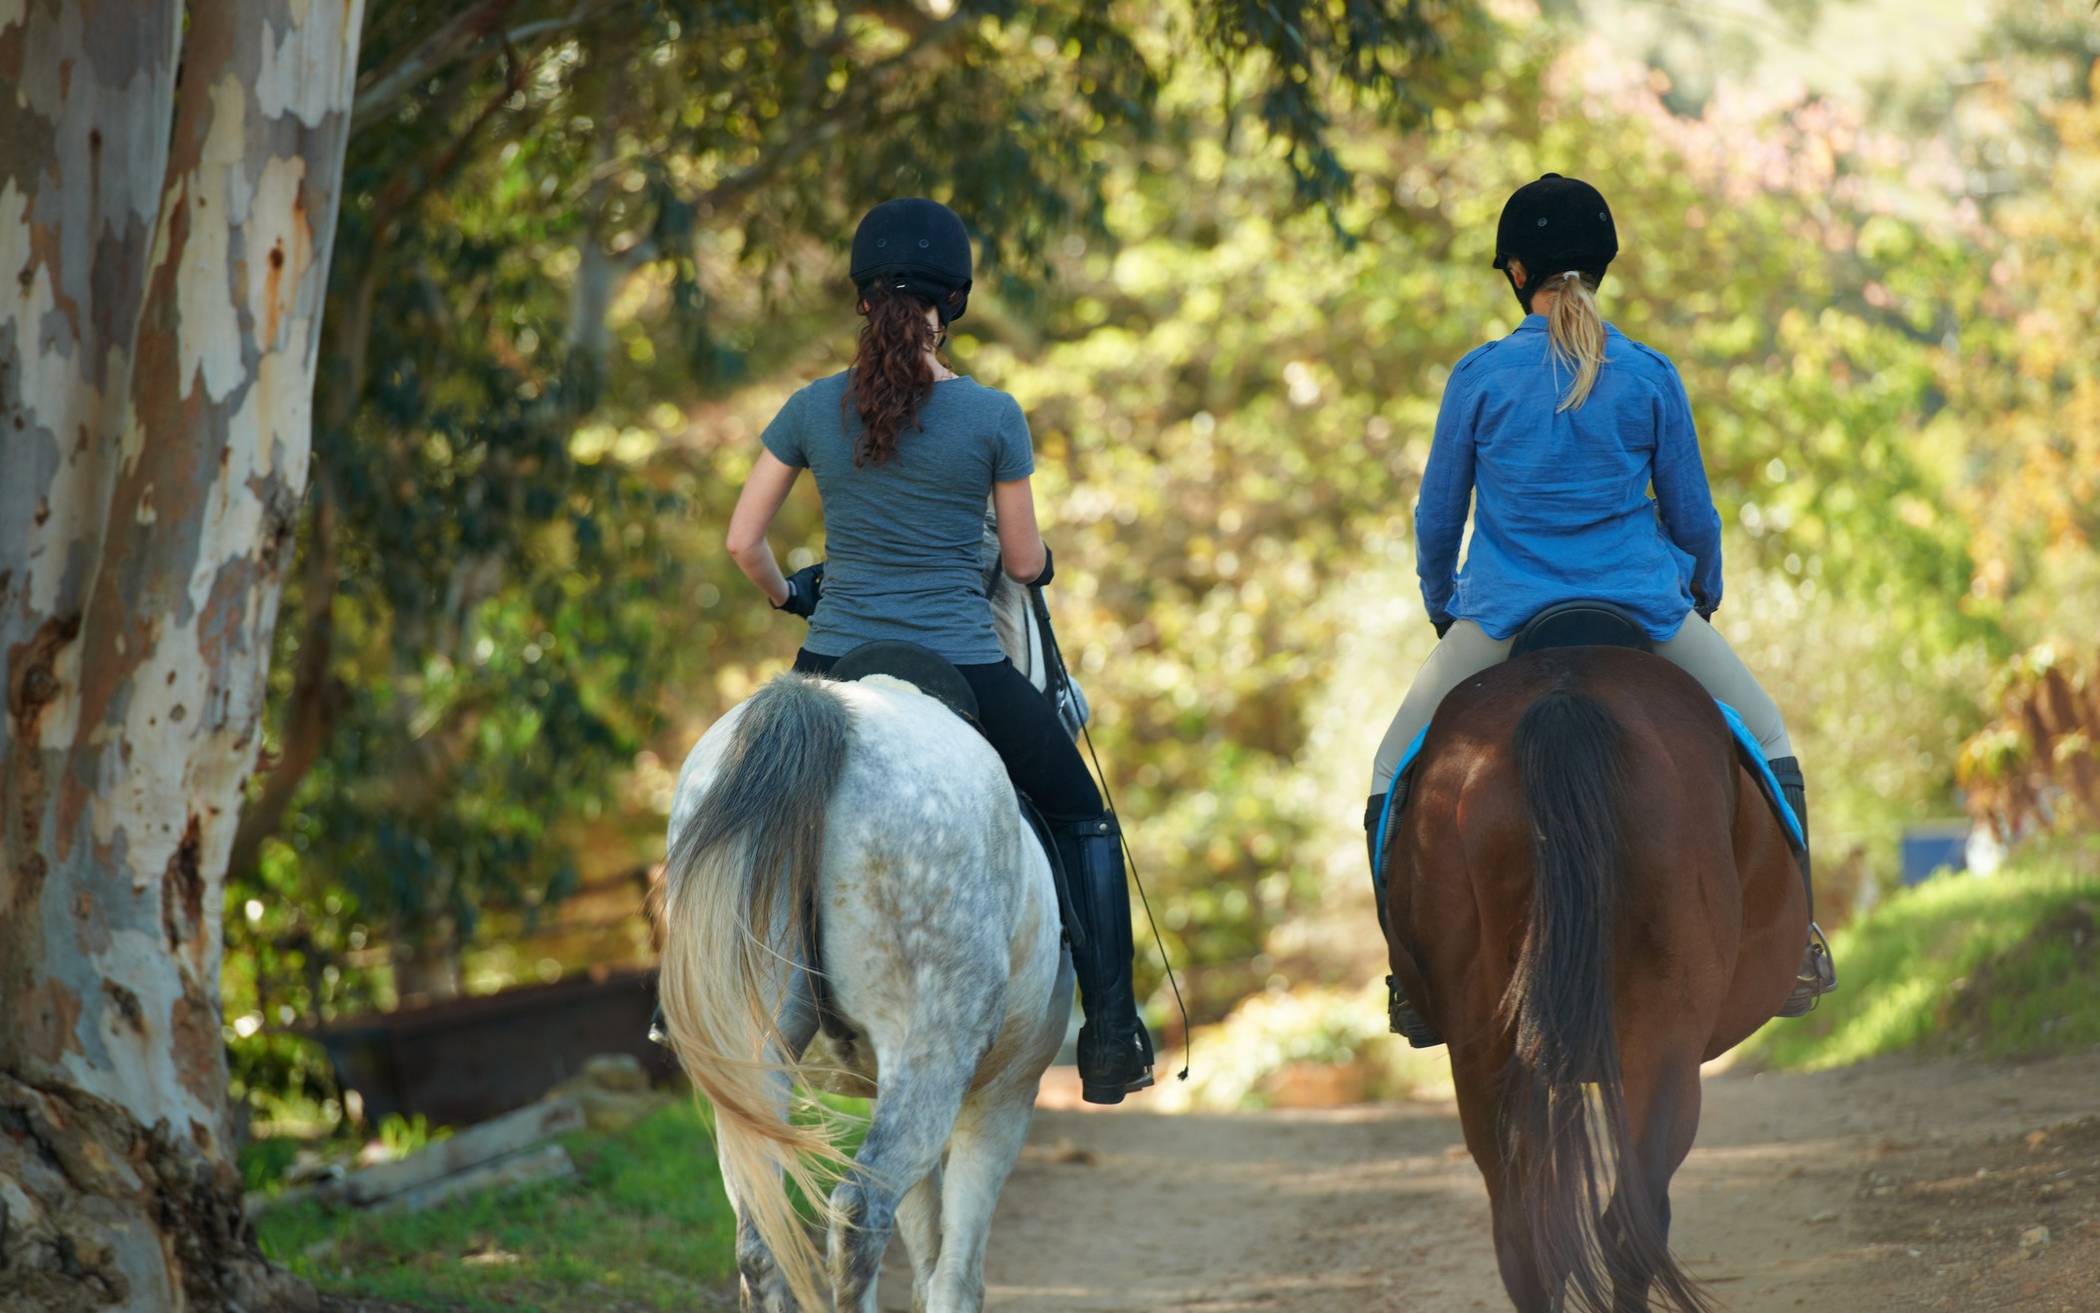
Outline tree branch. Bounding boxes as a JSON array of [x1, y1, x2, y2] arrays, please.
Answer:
[[690, 9, 975, 215], [352, 0, 525, 134], [351, 0, 634, 135]]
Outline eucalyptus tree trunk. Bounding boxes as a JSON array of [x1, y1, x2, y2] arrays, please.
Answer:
[[0, 3, 366, 1309]]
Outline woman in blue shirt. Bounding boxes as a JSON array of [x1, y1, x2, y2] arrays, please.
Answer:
[[725, 199, 1153, 1103], [1368, 175, 1834, 1020]]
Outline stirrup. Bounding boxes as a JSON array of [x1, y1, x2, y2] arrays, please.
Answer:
[[1387, 975, 1442, 1048], [1776, 923, 1837, 1019]]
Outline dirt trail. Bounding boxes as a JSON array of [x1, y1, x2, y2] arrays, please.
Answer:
[[880, 1052, 2100, 1313]]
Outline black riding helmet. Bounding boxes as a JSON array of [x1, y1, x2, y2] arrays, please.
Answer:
[[1493, 173, 1617, 312], [850, 197, 973, 325]]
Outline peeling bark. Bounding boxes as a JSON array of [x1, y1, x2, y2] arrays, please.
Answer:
[[0, 2, 366, 1309]]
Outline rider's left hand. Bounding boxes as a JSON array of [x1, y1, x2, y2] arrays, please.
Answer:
[[776, 563, 824, 618], [1431, 613, 1455, 640]]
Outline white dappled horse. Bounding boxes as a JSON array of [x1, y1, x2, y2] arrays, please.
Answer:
[[658, 534, 1080, 1313]]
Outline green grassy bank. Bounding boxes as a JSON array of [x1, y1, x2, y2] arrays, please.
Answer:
[[258, 1102, 738, 1312], [1747, 845, 2100, 1071]]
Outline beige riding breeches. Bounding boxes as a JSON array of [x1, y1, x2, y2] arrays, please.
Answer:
[[1369, 614, 1793, 795]]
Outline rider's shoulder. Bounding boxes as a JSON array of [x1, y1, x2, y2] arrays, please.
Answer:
[[1446, 340, 1500, 384], [944, 379, 1029, 430], [947, 376, 1020, 407], [1610, 330, 1686, 386], [798, 370, 853, 406]]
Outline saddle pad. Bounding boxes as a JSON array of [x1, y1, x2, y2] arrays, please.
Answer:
[[1372, 700, 1803, 870], [1714, 700, 1806, 849]]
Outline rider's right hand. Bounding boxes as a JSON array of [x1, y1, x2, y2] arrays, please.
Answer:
[[776, 563, 824, 619]]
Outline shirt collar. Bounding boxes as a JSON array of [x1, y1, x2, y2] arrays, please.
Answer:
[[1512, 314, 1621, 338]]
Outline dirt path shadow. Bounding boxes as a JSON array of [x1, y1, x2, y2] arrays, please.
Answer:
[[878, 1051, 2100, 1312]]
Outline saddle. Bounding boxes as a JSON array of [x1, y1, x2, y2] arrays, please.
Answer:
[[1507, 599, 1652, 658], [829, 640, 980, 723], [1376, 600, 1801, 876]]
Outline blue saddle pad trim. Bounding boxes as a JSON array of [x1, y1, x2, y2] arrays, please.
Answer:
[[1715, 700, 1805, 848], [1372, 701, 1802, 862], [1371, 725, 1429, 879]]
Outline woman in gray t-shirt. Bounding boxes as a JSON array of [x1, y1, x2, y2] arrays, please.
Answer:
[[721, 198, 1152, 1105]]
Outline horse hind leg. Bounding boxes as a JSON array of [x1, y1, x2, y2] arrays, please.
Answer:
[[1606, 1059, 1709, 1313], [1487, 1180, 1555, 1313], [895, 1165, 944, 1313], [922, 1082, 1037, 1313], [829, 1054, 972, 1313]]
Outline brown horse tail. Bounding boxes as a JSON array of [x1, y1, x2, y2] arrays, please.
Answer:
[[1503, 687, 1711, 1313]]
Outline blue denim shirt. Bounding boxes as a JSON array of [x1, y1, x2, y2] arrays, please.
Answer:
[[1415, 317, 1723, 641]]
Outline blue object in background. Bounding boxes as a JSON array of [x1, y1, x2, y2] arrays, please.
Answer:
[[1900, 820, 1971, 885]]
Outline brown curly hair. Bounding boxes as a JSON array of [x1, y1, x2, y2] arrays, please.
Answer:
[[844, 284, 945, 466]]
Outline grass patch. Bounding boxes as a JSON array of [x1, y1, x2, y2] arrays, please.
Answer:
[[259, 1101, 738, 1311], [1746, 846, 2100, 1071], [258, 1093, 873, 1311]]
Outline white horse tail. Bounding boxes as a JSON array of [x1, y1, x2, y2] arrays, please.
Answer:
[[659, 673, 853, 1311]]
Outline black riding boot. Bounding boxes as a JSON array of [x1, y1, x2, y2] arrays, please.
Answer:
[[1366, 787, 1442, 1048], [1767, 756, 1837, 1017], [1053, 815, 1155, 1104]]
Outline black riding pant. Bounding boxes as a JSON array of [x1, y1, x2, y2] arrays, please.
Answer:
[[793, 649, 1104, 822]]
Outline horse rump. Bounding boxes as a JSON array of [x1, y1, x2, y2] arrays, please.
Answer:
[[657, 673, 855, 1311], [1501, 686, 1711, 1313]]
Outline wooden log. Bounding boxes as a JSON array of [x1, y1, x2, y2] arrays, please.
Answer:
[[343, 1097, 582, 1206], [372, 1142, 577, 1214]]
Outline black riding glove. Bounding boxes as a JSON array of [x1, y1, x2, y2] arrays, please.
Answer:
[[1431, 614, 1455, 640], [775, 563, 824, 619], [1029, 545, 1054, 589], [1693, 594, 1719, 622]]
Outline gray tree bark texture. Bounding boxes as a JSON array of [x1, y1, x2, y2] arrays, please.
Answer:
[[0, 2, 367, 1309]]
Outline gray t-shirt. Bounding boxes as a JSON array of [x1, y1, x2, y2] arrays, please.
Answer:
[[761, 371, 1034, 664]]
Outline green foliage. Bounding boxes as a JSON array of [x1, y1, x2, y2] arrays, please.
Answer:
[[226, 0, 2100, 1091], [239, 1136, 306, 1196], [1746, 844, 2100, 1071], [229, 0, 1482, 1041], [377, 1113, 450, 1160], [258, 1102, 738, 1311], [967, 25, 2031, 1008]]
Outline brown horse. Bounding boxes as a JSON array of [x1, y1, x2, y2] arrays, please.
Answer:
[[1381, 646, 1805, 1313]]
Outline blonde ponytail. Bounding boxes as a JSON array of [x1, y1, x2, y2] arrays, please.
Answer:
[[1544, 270, 1607, 412]]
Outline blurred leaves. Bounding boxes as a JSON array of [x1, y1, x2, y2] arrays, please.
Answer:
[[228, 0, 1481, 1044], [228, 0, 2100, 1076]]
